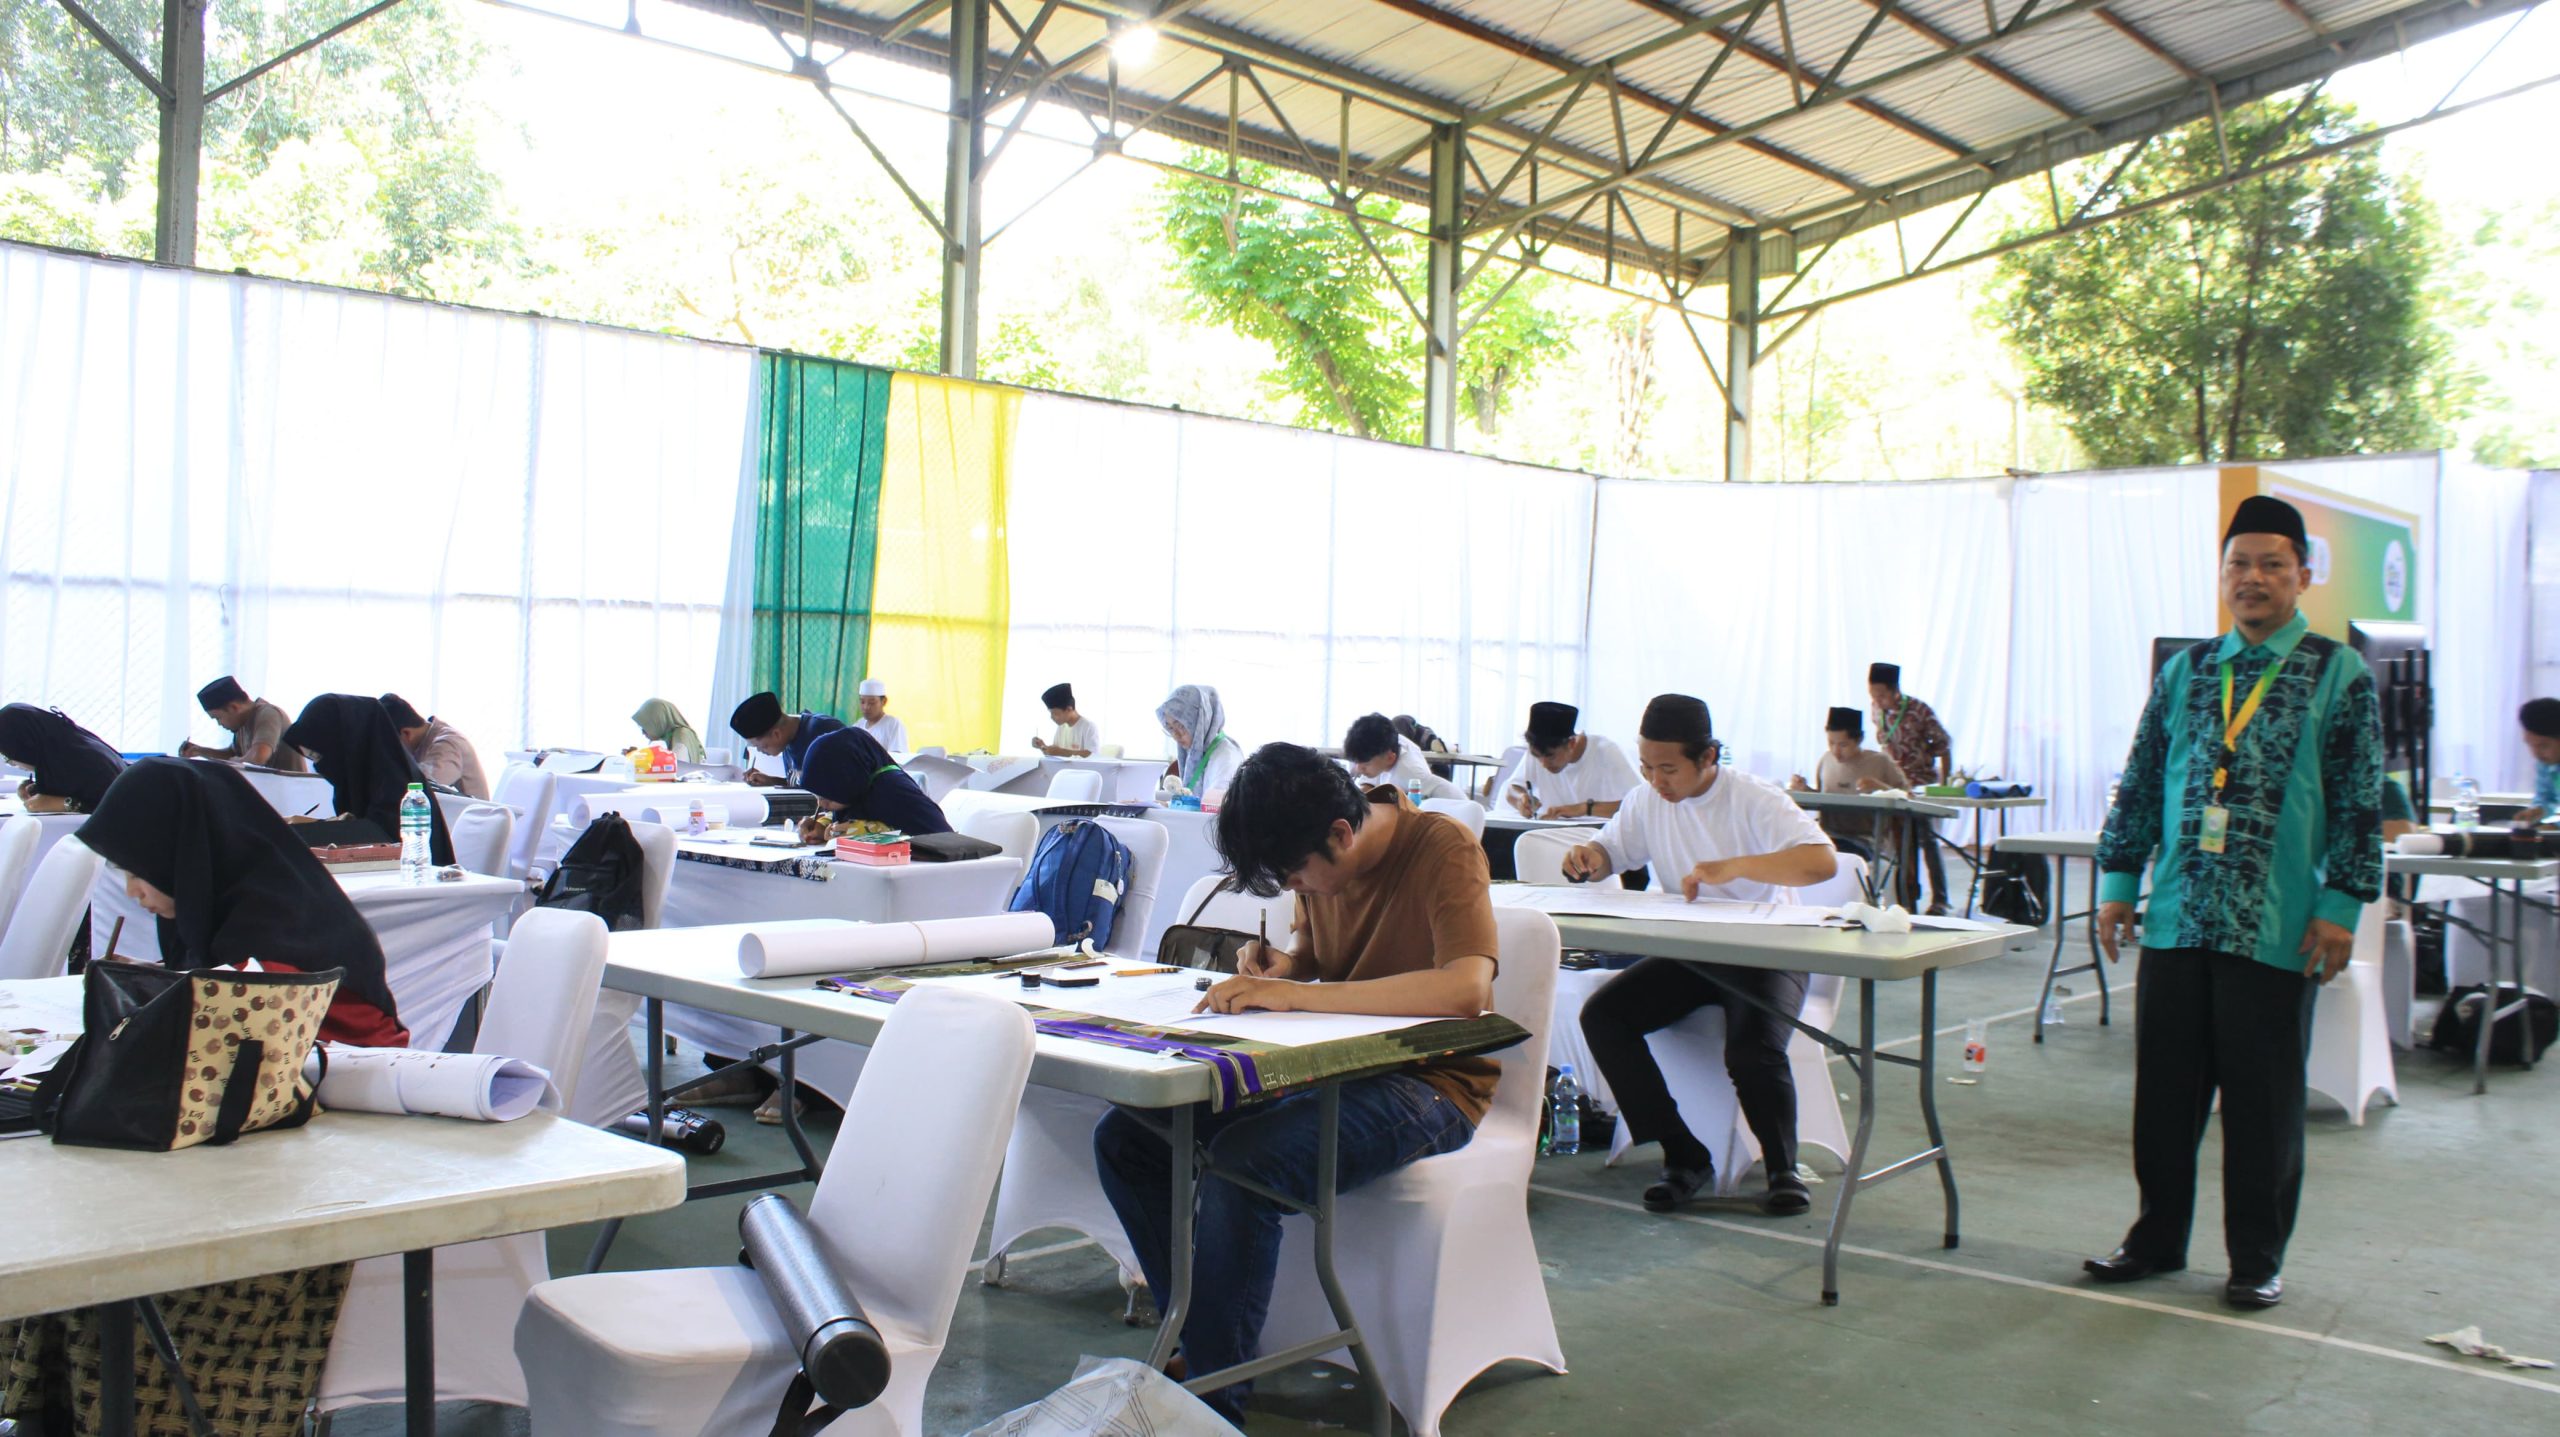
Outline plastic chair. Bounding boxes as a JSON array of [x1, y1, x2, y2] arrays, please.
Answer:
[[1046, 767, 1105, 802], [2306, 903, 2398, 1126], [317, 909, 613, 1414], [0, 837, 104, 981], [493, 764, 558, 880], [1510, 826, 1586, 885], [571, 819, 679, 1128], [0, 814, 41, 938], [1257, 904, 1566, 1437], [953, 807, 1041, 865], [514, 985, 1036, 1437], [980, 817, 1171, 1285], [1419, 797, 1487, 840], [445, 802, 516, 878]]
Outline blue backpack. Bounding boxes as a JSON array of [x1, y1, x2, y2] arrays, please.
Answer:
[[1010, 820, 1135, 949]]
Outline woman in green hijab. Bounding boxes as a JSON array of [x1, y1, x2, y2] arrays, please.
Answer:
[[631, 698, 706, 762]]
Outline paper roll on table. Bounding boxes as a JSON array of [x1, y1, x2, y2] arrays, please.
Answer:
[[739, 912, 1057, 977]]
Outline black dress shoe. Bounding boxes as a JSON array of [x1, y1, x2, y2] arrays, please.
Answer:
[[1761, 1174, 1812, 1216], [1642, 1165, 1711, 1212], [2225, 1275, 2284, 1309], [2082, 1248, 2183, 1283]]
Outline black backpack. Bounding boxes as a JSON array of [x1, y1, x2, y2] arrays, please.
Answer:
[[1979, 850, 2050, 927], [2428, 984, 2559, 1066], [535, 812, 648, 931]]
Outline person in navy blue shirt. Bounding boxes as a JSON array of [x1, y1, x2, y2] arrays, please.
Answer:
[[792, 727, 951, 839], [728, 691, 844, 788]]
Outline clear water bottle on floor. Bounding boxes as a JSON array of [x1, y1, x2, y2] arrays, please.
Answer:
[[399, 782, 433, 881], [1547, 1065, 1582, 1157], [1962, 1020, 1988, 1077], [2043, 985, 2069, 1028], [2452, 774, 2480, 831]]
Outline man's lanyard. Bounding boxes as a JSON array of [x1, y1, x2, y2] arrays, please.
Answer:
[[1879, 696, 1909, 745], [2214, 660, 2282, 797]]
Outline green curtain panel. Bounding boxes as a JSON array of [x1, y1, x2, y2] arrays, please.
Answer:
[[751, 355, 892, 717]]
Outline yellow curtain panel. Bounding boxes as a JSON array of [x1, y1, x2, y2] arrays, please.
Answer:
[[869, 373, 1017, 755]]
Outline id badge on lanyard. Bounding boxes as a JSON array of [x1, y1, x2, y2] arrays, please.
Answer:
[[2203, 660, 2279, 855]]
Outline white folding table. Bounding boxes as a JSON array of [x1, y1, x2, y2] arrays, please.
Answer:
[[1990, 829, 2119, 1044], [1535, 902, 2021, 1305], [0, 1110, 680, 1437], [596, 922, 1506, 1435], [1932, 794, 2049, 915], [2386, 851, 2557, 1093]]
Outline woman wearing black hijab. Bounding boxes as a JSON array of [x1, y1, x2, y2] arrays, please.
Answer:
[[792, 726, 953, 840], [0, 703, 126, 813], [280, 693, 454, 864], [80, 757, 408, 1047]]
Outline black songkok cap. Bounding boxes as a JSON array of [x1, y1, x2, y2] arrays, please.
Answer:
[[730, 691, 784, 739]]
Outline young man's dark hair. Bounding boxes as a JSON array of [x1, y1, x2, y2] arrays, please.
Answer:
[[1638, 693, 1714, 761], [1215, 742, 1369, 897], [2522, 698, 2560, 739], [1341, 712, 1398, 766]]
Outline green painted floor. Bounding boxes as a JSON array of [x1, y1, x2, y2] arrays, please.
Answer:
[[337, 905, 2560, 1435]]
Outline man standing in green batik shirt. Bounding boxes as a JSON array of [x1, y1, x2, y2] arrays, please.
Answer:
[[2083, 494, 2383, 1313]]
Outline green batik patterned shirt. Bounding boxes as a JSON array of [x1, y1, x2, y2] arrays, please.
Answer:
[[2096, 610, 2385, 972]]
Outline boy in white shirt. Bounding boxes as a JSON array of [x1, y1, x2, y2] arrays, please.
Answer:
[[1342, 712, 1462, 801], [1032, 683, 1099, 757], [1506, 700, 1639, 819], [852, 678, 908, 753], [1561, 693, 1838, 1215]]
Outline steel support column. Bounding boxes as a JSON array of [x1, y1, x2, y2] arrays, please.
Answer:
[[1423, 123, 1461, 451], [1724, 225, 1758, 482], [938, 0, 988, 378], [154, 0, 207, 264]]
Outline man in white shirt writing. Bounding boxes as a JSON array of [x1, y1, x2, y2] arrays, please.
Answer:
[[1563, 694, 1838, 1215], [1506, 700, 1639, 820]]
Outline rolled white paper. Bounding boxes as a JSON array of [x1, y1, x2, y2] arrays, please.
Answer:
[[2393, 831, 2446, 855], [739, 911, 1056, 978]]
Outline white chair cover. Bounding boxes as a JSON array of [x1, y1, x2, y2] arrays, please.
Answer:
[[0, 814, 42, 938], [953, 807, 1040, 864], [516, 985, 1036, 1437], [493, 764, 558, 880], [1258, 905, 1567, 1437], [1418, 798, 1487, 840], [1046, 767, 1106, 802], [446, 802, 516, 878], [318, 909, 613, 1412], [0, 838, 102, 981], [1510, 826, 1584, 885], [2306, 903, 2398, 1126]]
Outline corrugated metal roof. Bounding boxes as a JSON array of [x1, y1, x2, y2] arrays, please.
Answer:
[[672, 0, 2538, 286]]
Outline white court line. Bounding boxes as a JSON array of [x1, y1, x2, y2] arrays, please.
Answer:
[[1867, 978, 2137, 1056], [1527, 1183, 2560, 1398]]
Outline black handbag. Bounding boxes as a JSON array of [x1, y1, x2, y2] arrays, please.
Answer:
[[1153, 884, 1259, 975], [35, 959, 338, 1151], [907, 831, 1003, 864]]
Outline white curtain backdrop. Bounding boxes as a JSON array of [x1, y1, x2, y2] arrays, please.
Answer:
[[998, 394, 1593, 765], [1587, 477, 2014, 787], [2433, 458, 2532, 791], [0, 241, 755, 756]]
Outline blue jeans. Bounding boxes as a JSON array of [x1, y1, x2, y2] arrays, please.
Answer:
[[1092, 1072, 1476, 1418]]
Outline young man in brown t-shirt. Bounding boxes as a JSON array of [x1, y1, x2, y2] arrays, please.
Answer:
[[1093, 742, 1497, 1422]]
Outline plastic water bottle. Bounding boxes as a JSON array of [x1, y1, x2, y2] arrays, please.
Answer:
[[687, 797, 707, 836], [1956, 1020, 1988, 1084], [2452, 774, 2480, 831], [399, 783, 433, 881], [2043, 985, 2069, 1028], [1547, 1066, 1582, 1157]]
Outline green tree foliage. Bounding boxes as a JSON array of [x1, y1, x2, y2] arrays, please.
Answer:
[[1989, 95, 2450, 466], [0, 0, 526, 296], [1156, 155, 1567, 444]]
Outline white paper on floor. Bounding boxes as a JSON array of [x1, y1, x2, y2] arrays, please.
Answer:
[[963, 1355, 1241, 1436], [2425, 1324, 2557, 1369]]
